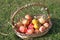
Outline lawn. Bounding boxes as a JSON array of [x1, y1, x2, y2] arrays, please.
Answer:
[[0, 0, 60, 40]]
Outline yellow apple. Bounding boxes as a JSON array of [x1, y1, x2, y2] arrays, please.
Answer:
[[32, 19, 38, 24], [34, 24, 39, 29]]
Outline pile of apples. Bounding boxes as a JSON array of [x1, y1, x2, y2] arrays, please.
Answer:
[[15, 14, 50, 35]]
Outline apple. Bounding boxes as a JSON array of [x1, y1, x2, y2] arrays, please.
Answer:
[[18, 26, 27, 33], [32, 19, 38, 24], [22, 19, 29, 26], [25, 14, 32, 20], [15, 22, 23, 28], [28, 19, 32, 23], [25, 14, 32, 23], [39, 26, 45, 32], [35, 29, 39, 34], [28, 23, 34, 29], [34, 24, 39, 29], [43, 23, 49, 28], [26, 28, 34, 35], [38, 17, 45, 24]]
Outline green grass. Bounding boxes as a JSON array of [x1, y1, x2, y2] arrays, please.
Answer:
[[0, 0, 60, 40]]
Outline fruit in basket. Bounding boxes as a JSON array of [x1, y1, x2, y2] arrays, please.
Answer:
[[15, 14, 50, 35], [25, 14, 32, 20], [35, 29, 39, 34], [38, 16, 46, 24], [43, 22, 49, 28], [32, 19, 38, 24], [34, 24, 39, 29], [19, 26, 27, 33], [28, 23, 34, 29], [25, 14, 32, 23], [38, 17, 45, 24], [26, 28, 34, 35], [39, 26, 45, 32], [15, 21, 23, 28], [22, 19, 29, 26]]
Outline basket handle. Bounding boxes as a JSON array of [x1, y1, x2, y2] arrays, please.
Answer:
[[11, 3, 50, 26]]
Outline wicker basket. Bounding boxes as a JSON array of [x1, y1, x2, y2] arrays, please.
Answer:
[[11, 3, 52, 40]]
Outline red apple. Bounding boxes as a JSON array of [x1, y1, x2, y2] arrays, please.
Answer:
[[25, 14, 32, 20], [25, 14, 32, 23], [35, 29, 39, 34], [43, 23, 49, 28], [28, 19, 32, 23], [18, 26, 27, 33], [26, 28, 34, 35], [39, 26, 45, 32], [22, 19, 29, 26], [28, 23, 34, 29]]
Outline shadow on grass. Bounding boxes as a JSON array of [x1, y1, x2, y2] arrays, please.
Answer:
[[33, 18, 60, 39]]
